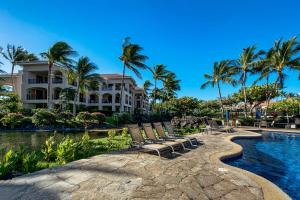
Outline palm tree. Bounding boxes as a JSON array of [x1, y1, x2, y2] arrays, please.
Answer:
[[268, 36, 300, 91], [163, 72, 181, 101], [66, 56, 98, 115], [0, 59, 5, 81], [235, 46, 264, 117], [41, 41, 77, 110], [0, 44, 38, 91], [143, 80, 153, 95], [201, 60, 237, 118], [147, 64, 169, 103], [119, 37, 148, 112]]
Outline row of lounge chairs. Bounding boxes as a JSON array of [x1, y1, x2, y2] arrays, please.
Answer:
[[127, 122, 200, 158]]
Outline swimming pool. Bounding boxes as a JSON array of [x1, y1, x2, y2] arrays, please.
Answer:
[[225, 132, 300, 200]]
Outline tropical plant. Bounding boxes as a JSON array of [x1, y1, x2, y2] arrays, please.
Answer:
[[56, 136, 76, 164], [162, 72, 181, 101], [201, 60, 237, 117], [42, 136, 56, 162], [119, 37, 148, 112], [143, 80, 153, 95], [22, 151, 39, 173], [234, 45, 264, 117], [1, 113, 24, 129], [91, 112, 106, 125], [0, 148, 16, 179], [0, 93, 21, 113], [147, 64, 169, 103], [75, 111, 94, 129], [0, 44, 38, 91], [32, 109, 57, 128], [66, 56, 98, 115], [267, 36, 300, 93], [40, 41, 77, 109]]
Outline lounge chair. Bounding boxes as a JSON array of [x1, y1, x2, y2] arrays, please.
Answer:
[[163, 121, 199, 145], [210, 120, 233, 133], [153, 122, 197, 149], [127, 124, 173, 157], [142, 123, 183, 155]]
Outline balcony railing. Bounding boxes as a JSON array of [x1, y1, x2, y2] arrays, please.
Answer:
[[52, 78, 63, 84], [102, 99, 112, 103], [102, 87, 113, 91], [89, 100, 99, 103], [27, 94, 47, 100], [28, 79, 48, 84]]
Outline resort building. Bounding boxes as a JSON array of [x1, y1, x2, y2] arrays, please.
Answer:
[[0, 61, 150, 113]]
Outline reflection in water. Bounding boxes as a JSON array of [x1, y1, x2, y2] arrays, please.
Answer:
[[225, 132, 300, 200], [0, 131, 107, 150]]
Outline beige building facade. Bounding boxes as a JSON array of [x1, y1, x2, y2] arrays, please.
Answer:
[[0, 61, 149, 113]]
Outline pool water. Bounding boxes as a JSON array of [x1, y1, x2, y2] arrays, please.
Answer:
[[225, 132, 300, 200]]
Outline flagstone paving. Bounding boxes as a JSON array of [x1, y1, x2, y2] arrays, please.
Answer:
[[0, 131, 265, 200]]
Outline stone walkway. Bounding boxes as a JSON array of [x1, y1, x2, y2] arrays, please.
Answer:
[[0, 131, 264, 200]]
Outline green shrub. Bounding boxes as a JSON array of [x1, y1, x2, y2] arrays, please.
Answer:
[[32, 109, 57, 128], [22, 151, 39, 173], [91, 112, 106, 125], [56, 137, 76, 164], [1, 113, 24, 129], [239, 117, 255, 126], [76, 112, 94, 128], [0, 148, 16, 179], [42, 136, 56, 162], [112, 113, 133, 125], [108, 130, 116, 139], [121, 128, 128, 138], [77, 132, 92, 158]]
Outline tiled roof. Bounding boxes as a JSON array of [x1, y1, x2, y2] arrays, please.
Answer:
[[100, 74, 131, 79]]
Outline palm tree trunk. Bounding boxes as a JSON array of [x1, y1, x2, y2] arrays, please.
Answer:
[[265, 75, 269, 117], [73, 85, 79, 116], [242, 71, 247, 118], [154, 78, 157, 104], [120, 63, 126, 112], [10, 63, 15, 92], [47, 62, 53, 110], [217, 82, 224, 118]]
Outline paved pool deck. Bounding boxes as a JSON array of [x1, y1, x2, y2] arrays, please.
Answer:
[[0, 129, 291, 200]]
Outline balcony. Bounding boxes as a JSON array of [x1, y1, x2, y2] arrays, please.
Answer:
[[28, 79, 48, 84], [27, 94, 47, 100], [102, 87, 113, 91], [89, 99, 99, 104]]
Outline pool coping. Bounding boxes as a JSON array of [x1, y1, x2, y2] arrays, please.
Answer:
[[209, 129, 292, 200]]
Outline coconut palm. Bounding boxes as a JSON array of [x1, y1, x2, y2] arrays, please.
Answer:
[[41, 41, 77, 109], [143, 80, 153, 95], [163, 72, 181, 101], [268, 36, 300, 90], [66, 56, 98, 115], [0, 44, 38, 91], [201, 60, 237, 118], [147, 64, 169, 103], [119, 37, 148, 112], [234, 46, 264, 117]]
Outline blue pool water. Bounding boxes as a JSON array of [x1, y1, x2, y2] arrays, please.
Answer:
[[225, 132, 300, 200]]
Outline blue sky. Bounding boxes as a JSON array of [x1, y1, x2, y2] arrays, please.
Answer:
[[0, 0, 299, 100]]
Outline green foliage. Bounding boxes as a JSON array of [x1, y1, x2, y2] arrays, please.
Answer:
[[75, 112, 94, 127], [79, 131, 92, 157], [91, 112, 106, 125], [112, 113, 133, 125], [56, 136, 76, 164], [32, 109, 57, 128], [108, 129, 116, 139], [238, 117, 255, 126], [22, 151, 39, 173], [270, 98, 300, 115], [0, 93, 21, 113], [1, 113, 24, 129], [0, 148, 16, 179], [42, 136, 56, 162]]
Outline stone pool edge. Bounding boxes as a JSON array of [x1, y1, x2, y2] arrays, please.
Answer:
[[209, 129, 291, 200]]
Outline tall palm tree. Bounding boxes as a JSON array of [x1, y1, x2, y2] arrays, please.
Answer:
[[268, 36, 300, 91], [119, 37, 148, 112], [0, 44, 38, 91], [147, 64, 169, 103], [235, 46, 264, 117], [66, 56, 98, 115], [201, 60, 237, 118], [41, 41, 77, 110], [0, 59, 5, 81], [143, 80, 153, 95], [163, 72, 181, 101]]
